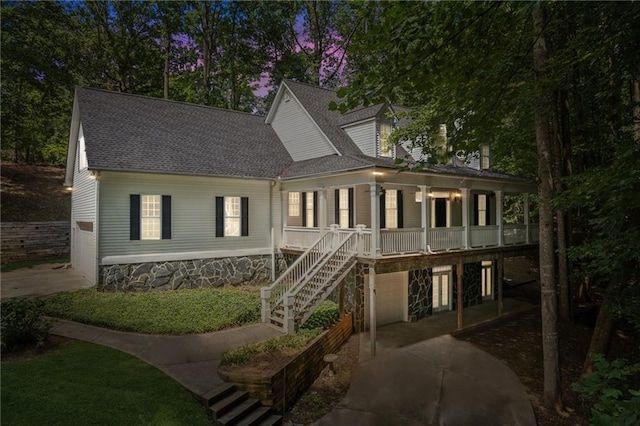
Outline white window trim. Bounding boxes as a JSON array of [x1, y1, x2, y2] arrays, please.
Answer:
[[378, 122, 394, 158], [225, 196, 241, 237], [339, 188, 350, 228], [306, 193, 315, 228], [385, 189, 398, 229], [478, 194, 487, 226]]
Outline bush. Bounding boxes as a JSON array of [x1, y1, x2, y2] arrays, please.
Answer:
[[573, 354, 640, 425], [1, 298, 53, 351], [301, 300, 339, 330], [221, 327, 322, 366]]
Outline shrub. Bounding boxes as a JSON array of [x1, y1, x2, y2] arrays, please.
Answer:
[[573, 354, 640, 425], [301, 300, 339, 330], [1, 298, 53, 351], [221, 327, 322, 366]]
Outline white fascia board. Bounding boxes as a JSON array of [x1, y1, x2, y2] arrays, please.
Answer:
[[64, 96, 80, 187], [265, 81, 286, 124], [340, 117, 376, 130], [101, 247, 274, 265]]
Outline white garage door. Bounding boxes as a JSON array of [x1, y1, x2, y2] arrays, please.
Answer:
[[73, 225, 96, 284], [364, 271, 408, 328]]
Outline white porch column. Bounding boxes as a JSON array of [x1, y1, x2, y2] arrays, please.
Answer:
[[462, 188, 470, 249], [496, 190, 504, 246], [369, 266, 377, 356], [419, 185, 430, 252], [524, 196, 530, 244], [370, 183, 381, 256], [318, 188, 327, 230]]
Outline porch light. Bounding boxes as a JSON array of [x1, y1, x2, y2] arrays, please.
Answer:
[[65, 186, 73, 192], [415, 191, 422, 202], [373, 171, 384, 176], [428, 190, 435, 197]]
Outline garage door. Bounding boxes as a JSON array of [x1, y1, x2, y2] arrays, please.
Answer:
[[73, 224, 96, 284], [364, 271, 407, 328]]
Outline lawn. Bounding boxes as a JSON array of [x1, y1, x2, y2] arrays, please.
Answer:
[[1, 341, 210, 425], [43, 287, 261, 334]]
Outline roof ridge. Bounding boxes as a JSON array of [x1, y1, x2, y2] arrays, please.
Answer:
[[75, 86, 266, 119], [282, 79, 340, 94]]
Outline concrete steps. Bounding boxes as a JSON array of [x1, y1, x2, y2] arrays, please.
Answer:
[[204, 383, 281, 426]]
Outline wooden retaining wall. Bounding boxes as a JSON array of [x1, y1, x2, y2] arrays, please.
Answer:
[[219, 313, 354, 414], [1, 221, 70, 263]]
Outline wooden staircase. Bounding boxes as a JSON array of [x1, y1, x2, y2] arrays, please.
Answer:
[[262, 225, 362, 334], [202, 383, 281, 426]]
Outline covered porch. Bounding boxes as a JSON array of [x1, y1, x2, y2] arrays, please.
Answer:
[[280, 179, 538, 257]]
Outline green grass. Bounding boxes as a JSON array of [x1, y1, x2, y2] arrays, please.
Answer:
[[43, 287, 261, 334], [1, 341, 210, 425], [1, 257, 69, 273]]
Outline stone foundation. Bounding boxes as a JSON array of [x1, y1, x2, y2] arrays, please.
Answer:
[[408, 268, 433, 321], [453, 262, 483, 309], [99, 254, 289, 292]]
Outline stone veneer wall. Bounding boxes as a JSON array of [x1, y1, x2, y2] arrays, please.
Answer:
[[408, 268, 433, 321], [100, 254, 290, 292], [452, 262, 483, 309]]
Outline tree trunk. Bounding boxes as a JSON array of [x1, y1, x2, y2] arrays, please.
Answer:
[[163, 32, 171, 100], [533, 3, 563, 411], [583, 296, 615, 375], [552, 91, 571, 322]]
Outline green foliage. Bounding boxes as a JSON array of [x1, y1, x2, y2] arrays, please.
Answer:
[[1, 298, 53, 351], [43, 287, 260, 334], [573, 354, 640, 425], [221, 327, 322, 366], [301, 300, 339, 330], [1, 341, 210, 425]]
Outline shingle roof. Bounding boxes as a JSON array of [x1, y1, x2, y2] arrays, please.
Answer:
[[76, 88, 292, 179], [280, 155, 372, 178]]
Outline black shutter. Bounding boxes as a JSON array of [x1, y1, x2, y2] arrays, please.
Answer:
[[397, 190, 404, 229], [334, 189, 340, 225], [241, 197, 249, 236], [379, 191, 386, 229], [348, 187, 354, 228], [473, 194, 479, 226], [130, 194, 140, 240], [301, 192, 307, 227], [215, 196, 224, 237], [161, 195, 171, 239], [486, 194, 491, 226], [313, 191, 318, 227]]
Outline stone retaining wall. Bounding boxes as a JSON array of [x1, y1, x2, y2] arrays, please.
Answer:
[[99, 254, 290, 292], [219, 313, 354, 414]]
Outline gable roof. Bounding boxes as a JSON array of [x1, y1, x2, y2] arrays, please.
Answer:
[[74, 88, 292, 179]]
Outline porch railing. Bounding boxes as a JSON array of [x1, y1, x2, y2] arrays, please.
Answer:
[[429, 226, 464, 251], [381, 228, 423, 254], [469, 225, 500, 247], [282, 226, 321, 249], [503, 224, 527, 245]]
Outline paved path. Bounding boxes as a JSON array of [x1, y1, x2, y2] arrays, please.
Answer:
[[50, 320, 282, 397], [1, 263, 92, 300]]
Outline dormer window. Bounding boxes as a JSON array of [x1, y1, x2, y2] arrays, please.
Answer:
[[480, 144, 490, 170], [379, 122, 394, 157]]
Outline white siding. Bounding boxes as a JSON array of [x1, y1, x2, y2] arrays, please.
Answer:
[[70, 124, 97, 283], [355, 184, 370, 227], [98, 172, 273, 260], [270, 88, 336, 161], [344, 120, 376, 156]]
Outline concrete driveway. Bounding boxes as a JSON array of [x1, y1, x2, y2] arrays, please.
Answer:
[[317, 334, 536, 425], [1, 263, 93, 299]]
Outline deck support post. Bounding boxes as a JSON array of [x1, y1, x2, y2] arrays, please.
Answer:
[[497, 254, 504, 317], [369, 266, 377, 356], [496, 190, 504, 246], [261, 288, 271, 323], [524, 196, 530, 244], [457, 257, 464, 329]]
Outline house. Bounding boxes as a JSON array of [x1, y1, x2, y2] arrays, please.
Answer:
[[64, 80, 538, 335]]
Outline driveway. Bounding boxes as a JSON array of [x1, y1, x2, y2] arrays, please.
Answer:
[[317, 334, 536, 425], [1, 263, 93, 299]]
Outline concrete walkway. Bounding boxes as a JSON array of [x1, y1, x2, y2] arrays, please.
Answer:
[[1, 263, 93, 300], [50, 320, 282, 397]]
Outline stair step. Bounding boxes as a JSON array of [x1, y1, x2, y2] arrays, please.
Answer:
[[209, 390, 249, 419], [216, 398, 261, 425], [256, 414, 283, 426], [201, 382, 236, 406], [234, 405, 272, 426]]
